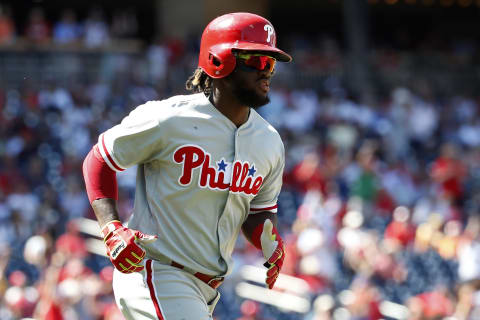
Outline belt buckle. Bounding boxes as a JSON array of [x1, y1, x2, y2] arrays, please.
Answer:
[[207, 276, 224, 288]]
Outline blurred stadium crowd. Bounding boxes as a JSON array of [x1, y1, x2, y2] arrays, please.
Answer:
[[1, 4, 480, 320], [0, 6, 136, 47]]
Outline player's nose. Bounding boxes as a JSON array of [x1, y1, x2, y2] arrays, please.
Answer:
[[258, 68, 271, 80]]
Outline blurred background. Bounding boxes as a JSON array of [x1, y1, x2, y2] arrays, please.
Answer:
[[1, 0, 480, 319]]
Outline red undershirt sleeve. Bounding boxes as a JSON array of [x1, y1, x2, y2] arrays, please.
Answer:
[[82, 144, 118, 203]]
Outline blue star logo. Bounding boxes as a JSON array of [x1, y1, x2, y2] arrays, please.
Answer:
[[217, 159, 227, 171], [248, 165, 256, 177]]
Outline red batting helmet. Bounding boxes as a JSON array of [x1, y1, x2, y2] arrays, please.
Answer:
[[198, 12, 292, 79]]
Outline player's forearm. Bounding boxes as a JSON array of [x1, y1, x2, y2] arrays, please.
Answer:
[[243, 211, 285, 290], [241, 211, 278, 247], [92, 198, 121, 228]]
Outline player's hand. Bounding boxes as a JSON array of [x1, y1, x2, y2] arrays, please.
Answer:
[[260, 219, 285, 289], [102, 220, 157, 274]]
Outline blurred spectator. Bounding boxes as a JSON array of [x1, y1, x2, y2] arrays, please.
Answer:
[[165, 37, 185, 64], [381, 161, 418, 206], [0, 156, 24, 196], [147, 37, 170, 84], [407, 288, 454, 320], [111, 9, 138, 39], [3, 270, 37, 318], [414, 213, 445, 253], [343, 278, 382, 320], [307, 294, 335, 320], [53, 9, 82, 45], [458, 117, 480, 149], [0, 5, 15, 45], [25, 7, 50, 44], [384, 206, 416, 249], [55, 222, 87, 259], [348, 141, 380, 204], [458, 217, 480, 282], [386, 87, 413, 160], [38, 81, 74, 111], [453, 283, 476, 320], [436, 219, 462, 260], [430, 142, 467, 208], [236, 300, 262, 320], [83, 7, 109, 48], [283, 89, 319, 133], [407, 91, 439, 150], [289, 151, 326, 195]]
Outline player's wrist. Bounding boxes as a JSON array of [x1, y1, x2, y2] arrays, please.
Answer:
[[251, 220, 282, 258], [101, 220, 123, 239], [251, 223, 264, 250]]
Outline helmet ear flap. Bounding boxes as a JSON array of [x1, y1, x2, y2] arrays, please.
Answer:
[[208, 54, 225, 71], [206, 50, 236, 77]]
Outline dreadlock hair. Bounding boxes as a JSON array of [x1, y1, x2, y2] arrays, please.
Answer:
[[185, 68, 213, 96]]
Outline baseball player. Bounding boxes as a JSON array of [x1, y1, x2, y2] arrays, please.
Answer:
[[82, 12, 291, 320]]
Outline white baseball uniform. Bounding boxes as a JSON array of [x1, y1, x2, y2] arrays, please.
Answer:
[[97, 93, 285, 319]]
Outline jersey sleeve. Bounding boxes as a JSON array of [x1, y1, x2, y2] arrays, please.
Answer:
[[97, 101, 167, 171], [249, 143, 285, 214]]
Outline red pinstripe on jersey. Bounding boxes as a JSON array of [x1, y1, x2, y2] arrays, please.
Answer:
[[250, 204, 278, 213], [100, 134, 125, 172], [145, 259, 165, 320]]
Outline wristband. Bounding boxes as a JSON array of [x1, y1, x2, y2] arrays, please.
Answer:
[[101, 220, 123, 239]]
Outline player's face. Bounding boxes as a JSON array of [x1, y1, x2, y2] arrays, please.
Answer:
[[228, 53, 276, 109]]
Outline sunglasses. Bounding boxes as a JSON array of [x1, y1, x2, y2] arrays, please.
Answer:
[[235, 53, 276, 73]]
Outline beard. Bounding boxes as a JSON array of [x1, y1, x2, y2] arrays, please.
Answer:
[[230, 75, 270, 109]]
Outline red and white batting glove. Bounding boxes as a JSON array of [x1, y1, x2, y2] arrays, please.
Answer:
[[260, 219, 285, 289], [102, 220, 157, 274]]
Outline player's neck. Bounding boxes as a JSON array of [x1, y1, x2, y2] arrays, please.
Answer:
[[209, 90, 250, 128]]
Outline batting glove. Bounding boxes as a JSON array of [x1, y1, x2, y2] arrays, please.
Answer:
[[260, 219, 285, 289], [102, 220, 157, 274]]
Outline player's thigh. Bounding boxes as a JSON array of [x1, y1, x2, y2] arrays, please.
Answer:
[[113, 268, 159, 320], [113, 261, 218, 320]]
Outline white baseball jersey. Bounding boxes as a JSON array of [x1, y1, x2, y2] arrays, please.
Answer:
[[98, 93, 284, 277]]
